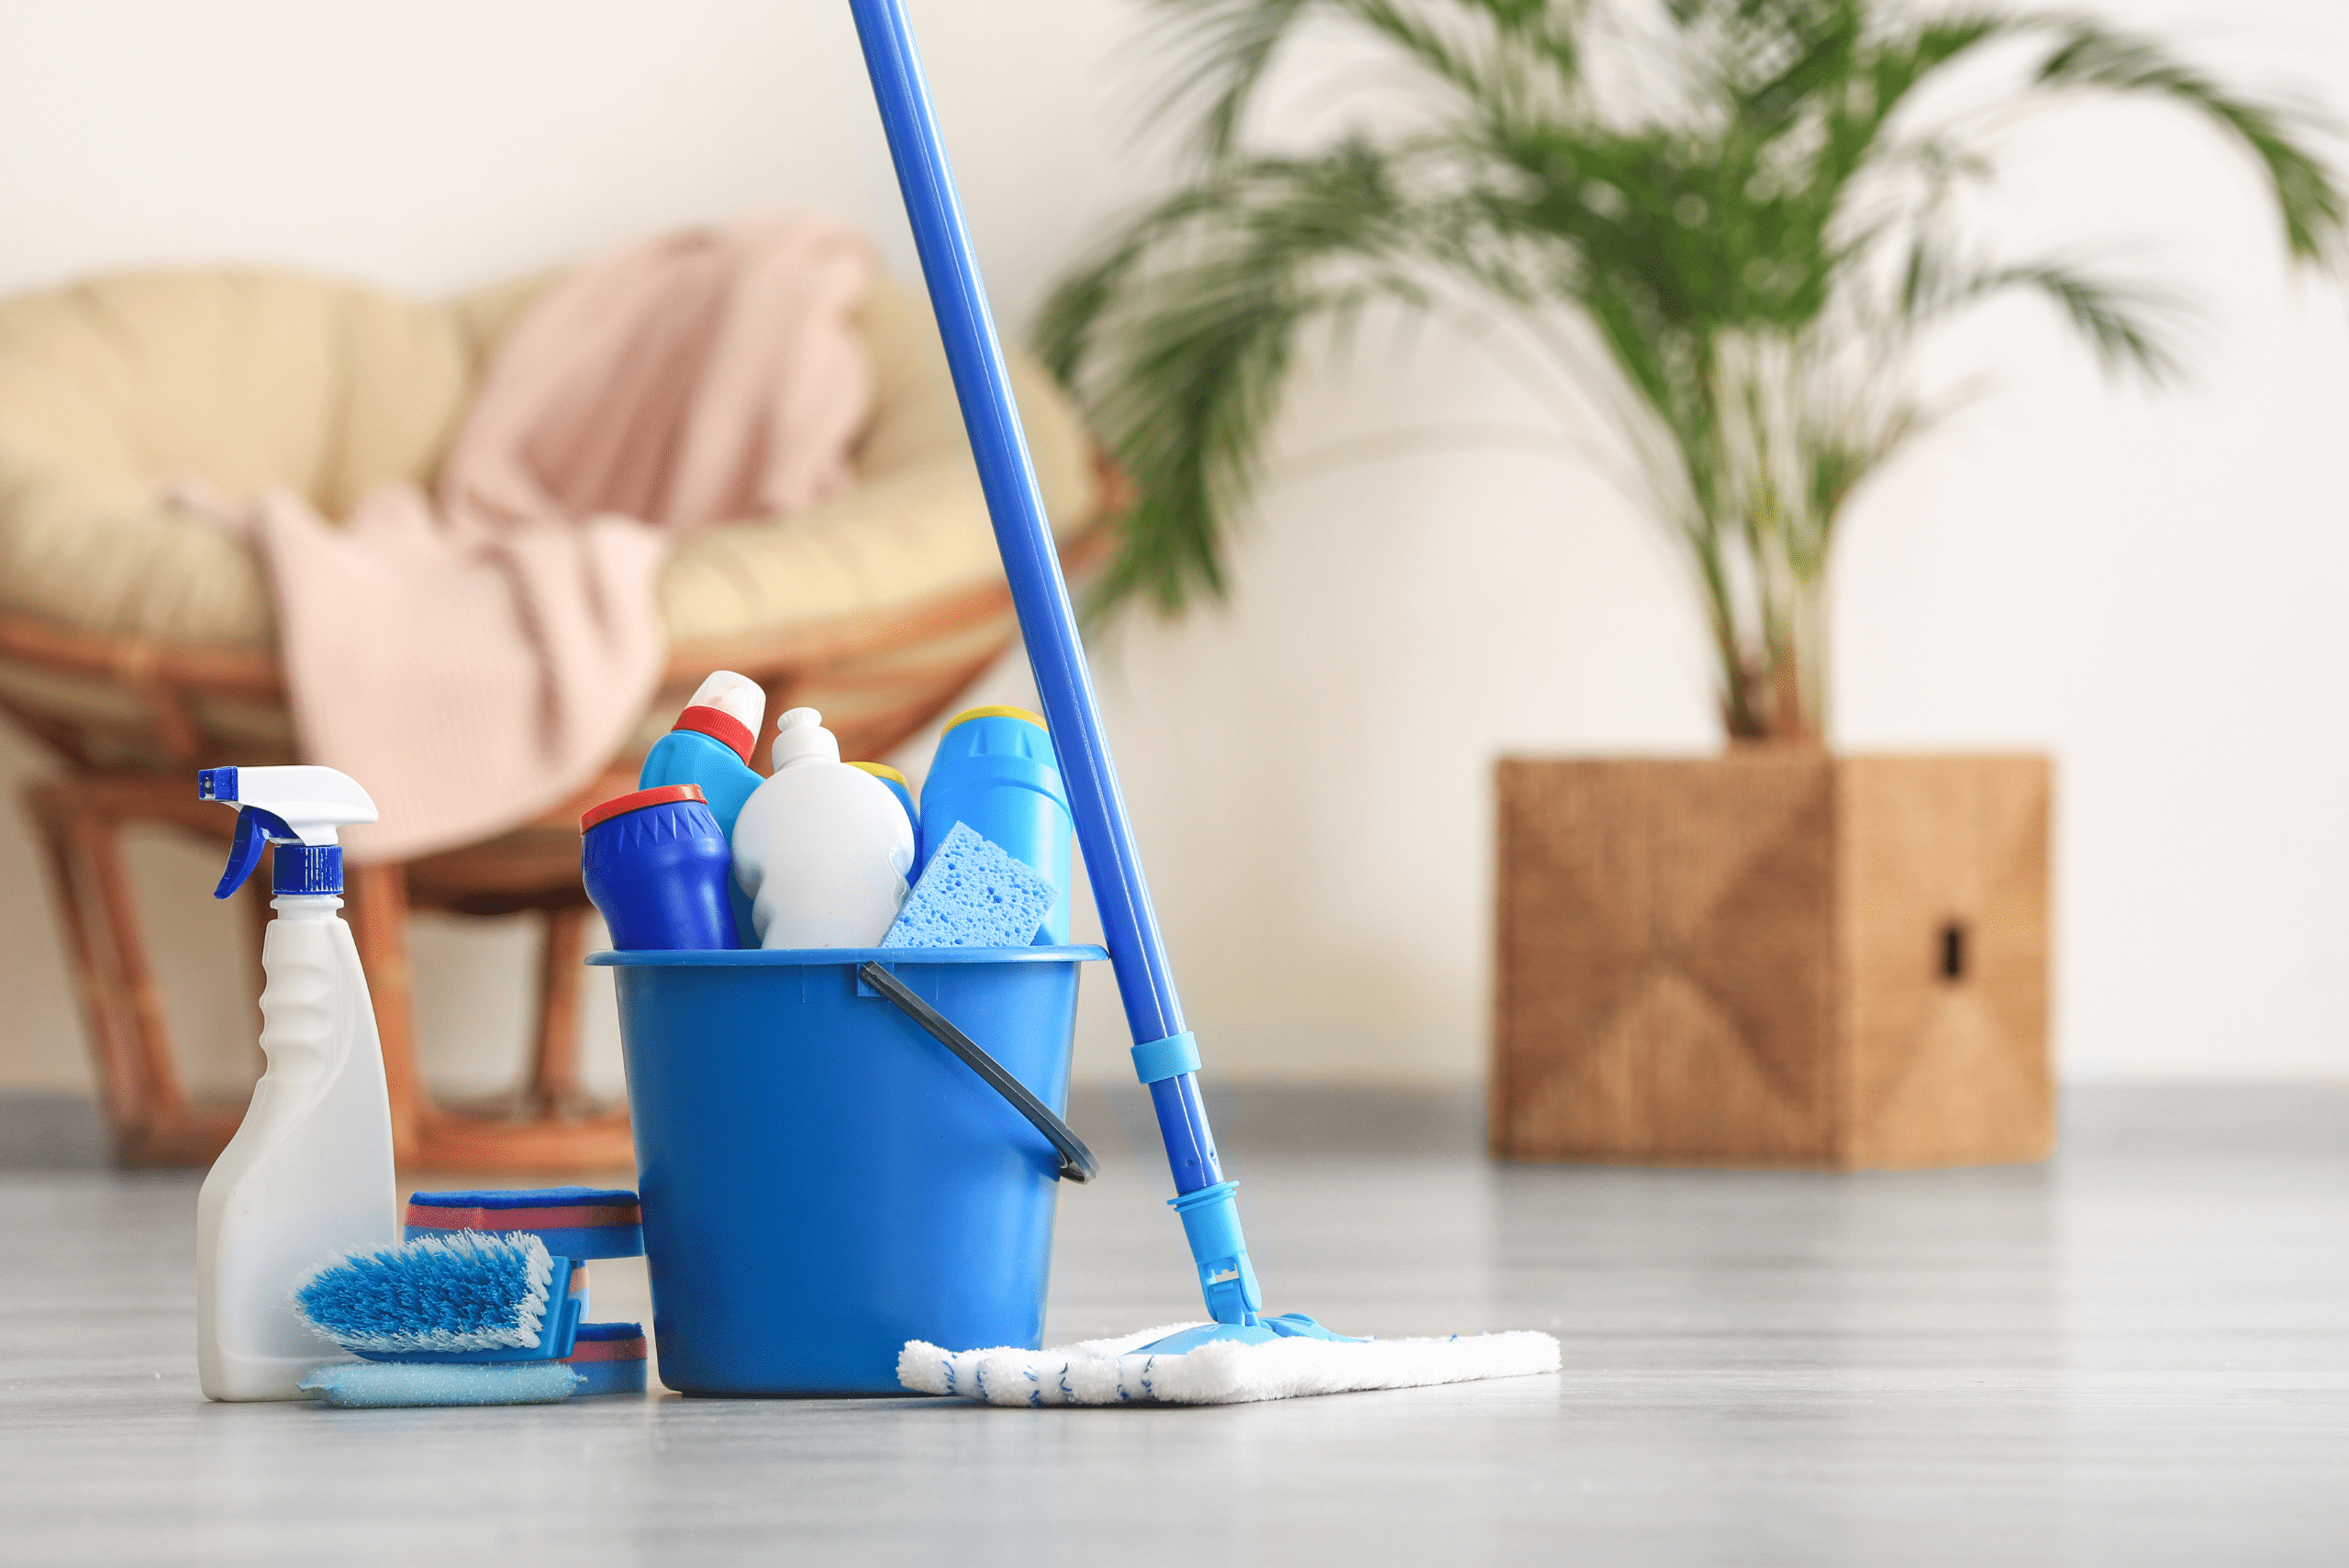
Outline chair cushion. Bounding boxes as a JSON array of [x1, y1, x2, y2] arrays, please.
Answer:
[[0, 267, 1099, 657], [0, 272, 482, 649], [658, 273, 1101, 641]]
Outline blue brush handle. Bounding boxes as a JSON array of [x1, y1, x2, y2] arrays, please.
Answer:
[[849, 0, 1256, 1323]]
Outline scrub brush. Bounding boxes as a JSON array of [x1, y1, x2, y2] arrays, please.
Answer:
[[295, 1230, 583, 1360], [290, 1231, 592, 1408]]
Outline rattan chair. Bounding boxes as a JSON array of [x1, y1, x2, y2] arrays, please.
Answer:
[[0, 265, 1123, 1171]]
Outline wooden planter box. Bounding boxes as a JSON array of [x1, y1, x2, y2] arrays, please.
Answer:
[[1492, 753, 2053, 1170]]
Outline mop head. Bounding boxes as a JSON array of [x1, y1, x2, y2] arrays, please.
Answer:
[[298, 1361, 583, 1408], [898, 1324, 1561, 1407]]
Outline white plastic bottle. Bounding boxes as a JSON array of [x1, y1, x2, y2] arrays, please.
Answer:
[[193, 765, 397, 1401], [731, 708, 916, 947]]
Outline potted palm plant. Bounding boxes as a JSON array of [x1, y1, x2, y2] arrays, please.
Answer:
[[1040, 0, 2344, 1166]]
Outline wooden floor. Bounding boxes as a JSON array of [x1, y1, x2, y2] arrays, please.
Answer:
[[2, 1084, 2343, 1567]]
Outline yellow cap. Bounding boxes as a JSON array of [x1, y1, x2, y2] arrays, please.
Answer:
[[846, 761, 908, 786], [942, 705, 1047, 733]]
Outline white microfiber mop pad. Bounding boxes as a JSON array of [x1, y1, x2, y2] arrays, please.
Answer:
[[898, 1323, 1561, 1407]]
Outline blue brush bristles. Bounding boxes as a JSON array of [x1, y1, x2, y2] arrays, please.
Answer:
[[295, 1231, 555, 1355], [299, 1362, 583, 1408], [880, 820, 1054, 948]]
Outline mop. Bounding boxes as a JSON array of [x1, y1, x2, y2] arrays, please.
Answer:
[[849, 0, 1559, 1407]]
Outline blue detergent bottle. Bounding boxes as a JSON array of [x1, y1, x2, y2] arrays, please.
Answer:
[[848, 761, 919, 840], [918, 705, 1073, 944], [579, 784, 739, 951], [637, 672, 766, 944]]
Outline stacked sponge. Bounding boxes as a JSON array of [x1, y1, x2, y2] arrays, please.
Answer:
[[403, 1186, 643, 1259], [295, 1187, 651, 1407]]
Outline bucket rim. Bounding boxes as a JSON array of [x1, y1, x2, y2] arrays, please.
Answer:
[[585, 944, 1108, 968]]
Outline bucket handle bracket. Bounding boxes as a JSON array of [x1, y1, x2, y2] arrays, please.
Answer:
[[857, 962, 1097, 1184]]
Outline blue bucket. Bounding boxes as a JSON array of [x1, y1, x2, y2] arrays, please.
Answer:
[[588, 944, 1104, 1396]]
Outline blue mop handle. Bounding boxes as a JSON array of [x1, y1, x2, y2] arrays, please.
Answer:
[[849, 0, 1259, 1325]]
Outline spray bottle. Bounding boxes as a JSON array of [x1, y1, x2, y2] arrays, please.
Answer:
[[193, 765, 397, 1402]]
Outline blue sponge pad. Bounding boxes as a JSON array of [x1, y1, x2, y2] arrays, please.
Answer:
[[299, 1361, 583, 1408], [880, 821, 1054, 949]]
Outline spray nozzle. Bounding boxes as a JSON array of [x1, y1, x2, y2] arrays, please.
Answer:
[[199, 766, 378, 899]]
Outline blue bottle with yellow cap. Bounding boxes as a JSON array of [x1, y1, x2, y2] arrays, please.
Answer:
[[917, 706, 1072, 944], [848, 761, 919, 840]]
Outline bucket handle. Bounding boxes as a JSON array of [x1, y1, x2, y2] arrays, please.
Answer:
[[858, 962, 1098, 1183]]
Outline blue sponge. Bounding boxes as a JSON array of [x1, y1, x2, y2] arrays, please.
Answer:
[[299, 1362, 583, 1408], [880, 821, 1054, 949]]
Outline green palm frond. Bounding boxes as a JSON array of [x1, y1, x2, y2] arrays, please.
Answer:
[[1042, 143, 1467, 611], [2036, 22, 2347, 266], [1982, 264, 2182, 383], [1046, 0, 2346, 738]]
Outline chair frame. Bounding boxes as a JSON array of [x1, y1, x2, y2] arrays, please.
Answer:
[[6, 469, 1121, 1171]]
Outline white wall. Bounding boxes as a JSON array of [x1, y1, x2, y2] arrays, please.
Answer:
[[1, 0, 2343, 1103]]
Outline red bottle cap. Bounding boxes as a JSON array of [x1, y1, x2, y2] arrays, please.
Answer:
[[579, 783, 707, 833], [672, 705, 757, 764]]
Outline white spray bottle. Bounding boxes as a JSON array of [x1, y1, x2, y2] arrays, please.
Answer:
[[193, 765, 396, 1402]]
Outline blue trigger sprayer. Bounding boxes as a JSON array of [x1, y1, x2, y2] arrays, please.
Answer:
[[194, 765, 400, 1402]]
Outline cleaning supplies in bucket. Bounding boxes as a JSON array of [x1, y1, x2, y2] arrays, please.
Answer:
[[731, 707, 915, 947], [582, 784, 740, 951], [593, 944, 1100, 1394], [918, 706, 1073, 944], [639, 672, 770, 942], [193, 765, 398, 1403]]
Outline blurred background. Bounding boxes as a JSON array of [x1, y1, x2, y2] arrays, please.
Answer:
[[0, 0, 2343, 1118]]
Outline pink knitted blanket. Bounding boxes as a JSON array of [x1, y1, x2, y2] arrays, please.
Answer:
[[250, 217, 871, 862]]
